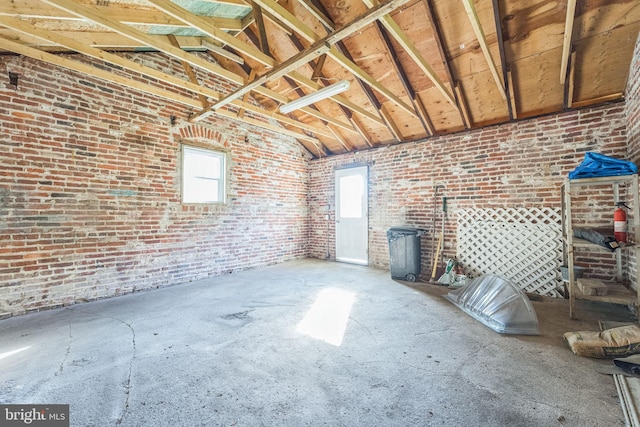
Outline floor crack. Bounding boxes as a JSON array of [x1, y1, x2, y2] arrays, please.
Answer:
[[55, 325, 72, 377], [71, 309, 137, 425], [115, 319, 136, 426]]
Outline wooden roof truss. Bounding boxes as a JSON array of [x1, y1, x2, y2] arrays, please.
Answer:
[[0, 0, 637, 157]]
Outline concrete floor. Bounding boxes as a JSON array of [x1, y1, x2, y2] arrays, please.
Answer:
[[0, 259, 629, 426]]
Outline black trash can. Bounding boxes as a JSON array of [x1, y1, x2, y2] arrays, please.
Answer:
[[387, 227, 426, 282]]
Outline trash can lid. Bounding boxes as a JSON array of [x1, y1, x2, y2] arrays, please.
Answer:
[[387, 227, 427, 235]]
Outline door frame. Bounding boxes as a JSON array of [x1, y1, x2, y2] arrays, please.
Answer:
[[334, 165, 369, 265]]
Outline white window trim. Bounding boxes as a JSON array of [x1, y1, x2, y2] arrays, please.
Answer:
[[182, 145, 227, 204]]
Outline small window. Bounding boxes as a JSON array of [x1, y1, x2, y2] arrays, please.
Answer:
[[182, 145, 226, 204]]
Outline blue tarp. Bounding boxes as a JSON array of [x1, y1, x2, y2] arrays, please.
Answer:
[[568, 152, 638, 179]]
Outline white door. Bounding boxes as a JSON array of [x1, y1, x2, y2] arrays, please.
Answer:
[[335, 166, 368, 265]]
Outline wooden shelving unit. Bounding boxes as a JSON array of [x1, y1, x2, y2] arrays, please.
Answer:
[[562, 174, 640, 320]]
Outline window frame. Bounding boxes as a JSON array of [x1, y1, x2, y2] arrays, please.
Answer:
[[181, 144, 227, 205]]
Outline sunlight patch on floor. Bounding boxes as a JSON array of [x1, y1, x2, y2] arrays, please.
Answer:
[[296, 288, 355, 347], [0, 346, 31, 361]]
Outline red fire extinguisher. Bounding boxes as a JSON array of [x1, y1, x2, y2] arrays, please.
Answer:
[[614, 202, 630, 243]]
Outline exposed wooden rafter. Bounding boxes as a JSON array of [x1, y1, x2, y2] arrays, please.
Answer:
[[375, 21, 432, 136], [560, 0, 577, 84], [461, 0, 507, 100], [0, 16, 219, 101], [167, 34, 208, 108], [507, 68, 518, 119], [311, 54, 327, 81], [297, 0, 335, 30], [202, 0, 414, 118], [455, 84, 472, 129], [491, 0, 514, 120], [247, 0, 270, 55], [334, 40, 400, 141], [361, 0, 456, 108], [197, 42, 331, 118], [563, 49, 576, 109], [284, 32, 371, 146], [0, 36, 322, 145], [201, 40, 245, 64], [0, 14, 344, 148], [0, 0, 636, 157], [41, 0, 244, 84], [144, 0, 274, 67], [0, 1, 243, 31], [252, 0, 418, 118]]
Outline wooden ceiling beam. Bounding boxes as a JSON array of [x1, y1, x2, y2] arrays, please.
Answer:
[[0, 1, 243, 31], [285, 33, 384, 127], [252, 0, 418, 118], [455, 84, 472, 129], [0, 17, 335, 142], [241, 10, 294, 37], [286, 71, 383, 126], [41, 0, 245, 85], [380, 105, 403, 142], [422, 0, 454, 89], [349, 117, 374, 148], [247, 0, 270, 55], [461, 0, 507, 100], [327, 125, 355, 152], [297, 0, 335, 30], [0, 31, 208, 51], [375, 21, 432, 136], [334, 40, 406, 142], [197, 0, 251, 6], [241, 27, 360, 136], [563, 49, 575, 110], [311, 54, 327, 81], [328, 49, 416, 118], [560, 0, 577, 84], [334, 43, 381, 112], [237, 69, 255, 119], [414, 94, 436, 136], [285, 33, 373, 146], [567, 50, 577, 108], [0, 36, 214, 111], [507, 68, 518, 119], [198, 41, 330, 118], [491, 0, 514, 120], [213, 108, 322, 144], [167, 34, 209, 108], [0, 16, 220, 101], [201, 39, 245, 64], [570, 93, 623, 109], [362, 0, 456, 108], [422, 0, 465, 130], [206, 0, 413, 116], [144, 0, 274, 68]]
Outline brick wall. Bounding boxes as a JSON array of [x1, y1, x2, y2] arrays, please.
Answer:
[[624, 32, 640, 289], [627, 33, 640, 169], [310, 103, 628, 282], [0, 53, 310, 316]]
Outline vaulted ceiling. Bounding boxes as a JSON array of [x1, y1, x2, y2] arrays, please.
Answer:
[[1, 0, 639, 157]]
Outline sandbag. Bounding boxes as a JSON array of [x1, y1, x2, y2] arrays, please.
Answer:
[[564, 325, 640, 358]]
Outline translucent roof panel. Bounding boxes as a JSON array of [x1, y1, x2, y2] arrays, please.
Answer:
[[444, 274, 540, 335]]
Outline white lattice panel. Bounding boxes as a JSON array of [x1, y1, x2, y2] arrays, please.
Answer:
[[456, 208, 563, 297]]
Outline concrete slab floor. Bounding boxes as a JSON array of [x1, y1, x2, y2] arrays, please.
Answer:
[[0, 259, 629, 426]]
